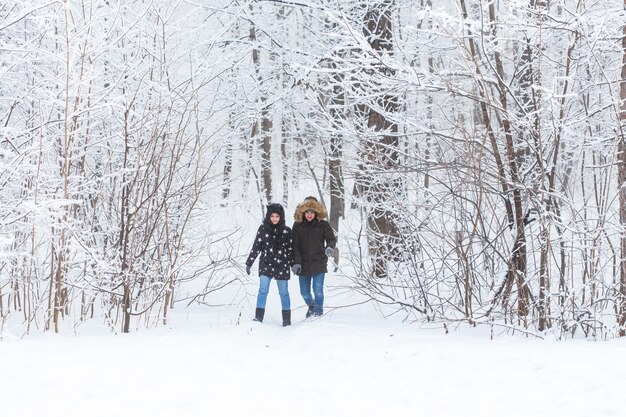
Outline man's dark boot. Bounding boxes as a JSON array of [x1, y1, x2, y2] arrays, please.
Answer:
[[254, 308, 265, 322], [305, 304, 314, 318], [282, 310, 291, 327]]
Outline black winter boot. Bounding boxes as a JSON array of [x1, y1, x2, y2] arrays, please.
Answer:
[[254, 308, 265, 322], [282, 310, 291, 327], [305, 304, 314, 318]]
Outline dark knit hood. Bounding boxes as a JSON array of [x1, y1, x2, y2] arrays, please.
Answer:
[[293, 198, 328, 223], [264, 203, 286, 228]]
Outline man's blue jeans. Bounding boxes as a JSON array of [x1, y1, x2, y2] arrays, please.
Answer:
[[299, 273, 325, 316], [256, 275, 290, 310]]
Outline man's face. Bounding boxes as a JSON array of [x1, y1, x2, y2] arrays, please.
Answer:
[[305, 210, 316, 221]]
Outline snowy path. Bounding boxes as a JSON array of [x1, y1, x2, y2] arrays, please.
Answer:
[[1, 309, 625, 417]]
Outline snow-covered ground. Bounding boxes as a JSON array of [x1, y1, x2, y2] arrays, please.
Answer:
[[2, 295, 625, 417]]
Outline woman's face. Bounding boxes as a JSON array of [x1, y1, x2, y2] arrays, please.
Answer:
[[270, 213, 281, 225], [305, 210, 316, 222]]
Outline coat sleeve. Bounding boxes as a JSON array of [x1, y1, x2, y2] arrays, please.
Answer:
[[246, 226, 264, 268], [323, 221, 337, 249], [292, 222, 302, 265], [285, 228, 294, 267]]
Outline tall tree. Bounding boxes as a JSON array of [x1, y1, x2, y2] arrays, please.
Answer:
[[249, 3, 273, 204], [361, 0, 402, 279], [618, 0, 626, 337]]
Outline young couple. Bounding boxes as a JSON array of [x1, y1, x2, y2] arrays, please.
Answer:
[[245, 196, 336, 327]]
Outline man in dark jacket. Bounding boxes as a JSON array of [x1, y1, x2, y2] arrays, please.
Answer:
[[246, 203, 293, 326], [291, 196, 336, 317]]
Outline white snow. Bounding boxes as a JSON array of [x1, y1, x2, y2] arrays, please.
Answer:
[[2, 298, 625, 417]]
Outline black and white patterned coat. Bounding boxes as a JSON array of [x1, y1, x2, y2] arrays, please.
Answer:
[[246, 221, 294, 280]]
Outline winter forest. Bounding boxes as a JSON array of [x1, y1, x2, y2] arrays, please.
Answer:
[[1, 0, 626, 340]]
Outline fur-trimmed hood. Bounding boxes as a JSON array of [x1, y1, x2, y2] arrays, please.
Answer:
[[293, 198, 328, 222]]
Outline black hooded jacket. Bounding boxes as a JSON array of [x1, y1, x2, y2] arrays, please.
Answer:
[[292, 198, 336, 276], [246, 203, 293, 280]]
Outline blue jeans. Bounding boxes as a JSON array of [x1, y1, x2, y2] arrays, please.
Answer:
[[299, 273, 325, 315], [256, 275, 290, 310]]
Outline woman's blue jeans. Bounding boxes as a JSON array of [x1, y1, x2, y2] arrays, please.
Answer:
[[256, 275, 290, 310], [299, 272, 325, 315]]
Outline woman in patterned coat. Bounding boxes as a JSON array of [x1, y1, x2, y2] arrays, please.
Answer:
[[245, 203, 293, 326]]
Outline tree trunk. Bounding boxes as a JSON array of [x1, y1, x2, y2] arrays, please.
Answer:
[[517, 1, 549, 331], [281, 117, 289, 204], [120, 107, 132, 334], [363, 1, 401, 279], [250, 14, 272, 203], [222, 117, 234, 202], [487, 2, 530, 319], [458, 0, 514, 226], [261, 107, 273, 203], [52, 6, 76, 333], [328, 63, 345, 266], [618, 0, 626, 336]]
